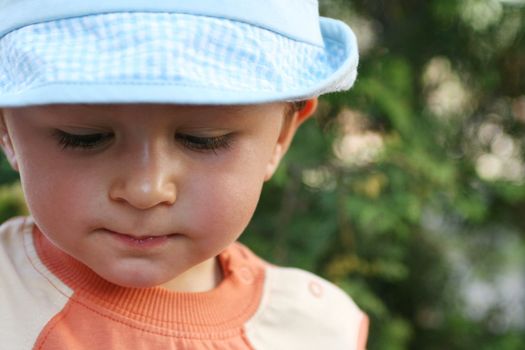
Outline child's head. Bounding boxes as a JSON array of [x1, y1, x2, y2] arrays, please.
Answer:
[[0, 0, 358, 291]]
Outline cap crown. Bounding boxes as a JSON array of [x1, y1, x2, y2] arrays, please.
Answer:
[[0, 0, 323, 45]]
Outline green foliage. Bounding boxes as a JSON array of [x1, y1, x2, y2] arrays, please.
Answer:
[[0, 181, 27, 222], [0, 156, 18, 186], [0, 155, 24, 223], [244, 0, 525, 348]]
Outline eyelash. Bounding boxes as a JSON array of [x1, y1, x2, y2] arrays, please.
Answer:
[[175, 134, 232, 153], [54, 130, 113, 150], [54, 130, 232, 153]]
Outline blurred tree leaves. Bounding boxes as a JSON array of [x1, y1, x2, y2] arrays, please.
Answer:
[[0, 182, 27, 222], [246, 0, 525, 349]]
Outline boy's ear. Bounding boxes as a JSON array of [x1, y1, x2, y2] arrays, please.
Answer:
[[0, 109, 19, 172], [264, 98, 318, 181]]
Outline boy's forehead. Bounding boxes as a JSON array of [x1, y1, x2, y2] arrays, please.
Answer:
[[36, 103, 285, 114], [2, 103, 289, 123]]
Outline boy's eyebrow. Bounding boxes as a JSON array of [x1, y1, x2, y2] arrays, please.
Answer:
[[53, 103, 283, 119], [77, 104, 118, 113], [77, 104, 243, 112], [188, 105, 249, 114]]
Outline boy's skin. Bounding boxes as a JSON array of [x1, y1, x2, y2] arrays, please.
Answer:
[[0, 100, 317, 292]]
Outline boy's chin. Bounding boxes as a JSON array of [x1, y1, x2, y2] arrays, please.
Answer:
[[92, 257, 221, 292], [102, 271, 175, 290], [93, 261, 184, 290]]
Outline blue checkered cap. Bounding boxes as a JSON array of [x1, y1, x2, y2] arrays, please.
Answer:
[[0, 1, 359, 106]]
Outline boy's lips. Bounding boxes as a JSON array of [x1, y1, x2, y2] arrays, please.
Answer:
[[104, 229, 177, 249], [109, 230, 174, 239], [103, 227, 178, 238]]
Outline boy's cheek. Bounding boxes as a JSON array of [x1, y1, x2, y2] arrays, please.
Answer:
[[18, 157, 101, 227], [185, 175, 262, 229], [263, 144, 284, 181], [23, 175, 90, 227]]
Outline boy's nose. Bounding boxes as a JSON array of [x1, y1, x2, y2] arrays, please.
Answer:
[[108, 149, 177, 210], [110, 178, 176, 210]]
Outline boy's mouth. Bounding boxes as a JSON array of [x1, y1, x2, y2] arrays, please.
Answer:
[[106, 230, 175, 249]]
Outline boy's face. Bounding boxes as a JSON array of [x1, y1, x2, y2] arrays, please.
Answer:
[[0, 102, 314, 291]]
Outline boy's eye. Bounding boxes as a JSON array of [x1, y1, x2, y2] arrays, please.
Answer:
[[175, 133, 233, 153], [53, 130, 113, 150]]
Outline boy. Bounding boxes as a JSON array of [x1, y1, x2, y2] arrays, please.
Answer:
[[0, 0, 368, 349]]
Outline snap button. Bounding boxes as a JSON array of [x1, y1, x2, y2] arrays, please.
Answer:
[[308, 280, 323, 298], [238, 266, 255, 284]]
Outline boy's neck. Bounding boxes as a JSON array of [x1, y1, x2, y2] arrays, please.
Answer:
[[160, 256, 224, 292]]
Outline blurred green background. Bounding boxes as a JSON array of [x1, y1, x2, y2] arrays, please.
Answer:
[[1, 0, 524, 349]]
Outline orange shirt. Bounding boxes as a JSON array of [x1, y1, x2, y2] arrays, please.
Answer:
[[0, 217, 368, 349]]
